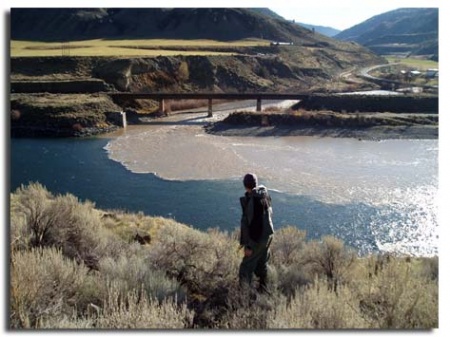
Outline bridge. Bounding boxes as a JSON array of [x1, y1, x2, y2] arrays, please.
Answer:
[[109, 92, 310, 117]]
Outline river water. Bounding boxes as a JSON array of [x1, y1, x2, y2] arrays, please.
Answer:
[[10, 101, 438, 257]]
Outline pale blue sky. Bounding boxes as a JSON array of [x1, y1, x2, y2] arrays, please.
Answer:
[[270, 5, 404, 31], [267, 0, 441, 30]]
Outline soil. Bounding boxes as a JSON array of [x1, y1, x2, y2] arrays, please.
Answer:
[[204, 110, 438, 140], [204, 123, 438, 140]]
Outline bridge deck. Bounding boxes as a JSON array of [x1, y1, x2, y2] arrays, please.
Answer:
[[108, 92, 310, 100]]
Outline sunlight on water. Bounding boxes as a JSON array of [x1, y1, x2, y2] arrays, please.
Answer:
[[369, 185, 438, 256], [105, 117, 438, 257]]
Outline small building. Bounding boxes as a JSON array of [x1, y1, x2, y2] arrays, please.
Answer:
[[270, 41, 294, 46], [426, 68, 439, 78]]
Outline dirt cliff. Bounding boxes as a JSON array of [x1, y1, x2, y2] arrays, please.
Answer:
[[10, 44, 385, 137]]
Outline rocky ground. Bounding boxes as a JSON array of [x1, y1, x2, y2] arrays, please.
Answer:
[[204, 110, 438, 140], [10, 49, 436, 139], [205, 123, 438, 140]]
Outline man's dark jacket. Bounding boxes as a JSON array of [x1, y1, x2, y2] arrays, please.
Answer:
[[240, 185, 274, 248]]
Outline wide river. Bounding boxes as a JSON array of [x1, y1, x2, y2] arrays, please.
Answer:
[[11, 101, 438, 256]]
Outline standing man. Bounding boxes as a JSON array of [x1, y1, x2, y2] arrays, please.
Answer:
[[239, 173, 274, 293]]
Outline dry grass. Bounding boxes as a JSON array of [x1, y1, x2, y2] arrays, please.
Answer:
[[9, 183, 438, 329], [94, 283, 193, 329], [164, 99, 209, 113], [386, 56, 438, 71], [10, 247, 102, 328], [11, 38, 267, 57]]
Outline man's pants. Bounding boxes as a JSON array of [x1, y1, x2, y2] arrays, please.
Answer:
[[239, 239, 271, 291]]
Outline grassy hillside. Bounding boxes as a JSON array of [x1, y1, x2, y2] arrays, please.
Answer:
[[11, 38, 268, 57], [10, 183, 438, 329], [335, 8, 438, 59]]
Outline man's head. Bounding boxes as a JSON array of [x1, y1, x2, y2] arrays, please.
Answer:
[[243, 173, 258, 190]]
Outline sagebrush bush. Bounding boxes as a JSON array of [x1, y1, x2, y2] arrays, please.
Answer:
[[269, 279, 366, 329], [10, 247, 102, 328], [95, 283, 194, 329], [148, 225, 241, 296], [301, 235, 356, 290], [10, 183, 123, 270], [9, 183, 438, 330], [98, 243, 185, 303], [275, 264, 311, 299], [419, 256, 439, 281], [220, 285, 277, 329], [10, 183, 54, 251], [270, 225, 306, 266], [354, 256, 438, 329]]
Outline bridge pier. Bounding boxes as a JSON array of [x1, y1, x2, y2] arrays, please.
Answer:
[[121, 111, 127, 128], [159, 99, 165, 115], [256, 98, 262, 112], [208, 98, 213, 117]]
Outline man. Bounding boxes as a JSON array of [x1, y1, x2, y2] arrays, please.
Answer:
[[239, 173, 274, 293]]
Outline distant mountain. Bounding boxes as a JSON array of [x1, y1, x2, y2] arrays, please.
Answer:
[[334, 8, 438, 59], [11, 7, 314, 43], [297, 23, 340, 37]]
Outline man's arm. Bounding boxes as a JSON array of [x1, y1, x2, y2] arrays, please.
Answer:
[[240, 196, 250, 246]]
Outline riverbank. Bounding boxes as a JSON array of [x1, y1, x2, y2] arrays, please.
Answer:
[[204, 110, 438, 140], [10, 182, 438, 329]]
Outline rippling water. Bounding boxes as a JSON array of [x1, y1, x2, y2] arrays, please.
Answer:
[[11, 107, 438, 257], [104, 110, 438, 256]]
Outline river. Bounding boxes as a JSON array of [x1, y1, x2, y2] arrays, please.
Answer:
[[10, 100, 438, 257]]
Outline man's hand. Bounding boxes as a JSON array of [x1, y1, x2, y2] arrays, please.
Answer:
[[244, 246, 253, 257]]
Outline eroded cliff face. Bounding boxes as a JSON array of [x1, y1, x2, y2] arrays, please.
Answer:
[[10, 45, 386, 137], [11, 44, 385, 94]]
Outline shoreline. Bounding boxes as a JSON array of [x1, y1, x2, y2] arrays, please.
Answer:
[[204, 123, 438, 141]]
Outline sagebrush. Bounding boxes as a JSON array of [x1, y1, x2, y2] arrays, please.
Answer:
[[9, 183, 438, 329]]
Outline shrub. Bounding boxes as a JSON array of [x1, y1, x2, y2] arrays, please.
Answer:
[[148, 225, 241, 296], [275, 264, 311, 299], [219, 284, 278, 329], [9, 183, 438, 330], [147, 225, 244, 327], [271, 226, 306, 266], [419, 256, 439, 281], [38, 315, 95, 329], [95, 282, 194, 329], [177, 61, 190, 81], [355, 256, 438, 329], [301, 235, 356, 290], [11, 183, 114, 270], [10, 194, 32, 252], [269, 279, 366, 329], [98, 243, 185, 303], [10, 247, 102, 328], [10, 183, 55, 249]]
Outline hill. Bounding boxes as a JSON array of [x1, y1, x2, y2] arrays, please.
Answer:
[[248, 8, 286, 21], [10, 8, 388, 137], [297, 23, 340, 37], [334, 8, 438, 60], [12, 7, 316, 43]]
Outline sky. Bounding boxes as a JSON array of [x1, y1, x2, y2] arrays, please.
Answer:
[[2, 0, 446, 33], [270, 4, 409, 31], [3, 0, 445, 31], [270, 0, 441, 30]]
